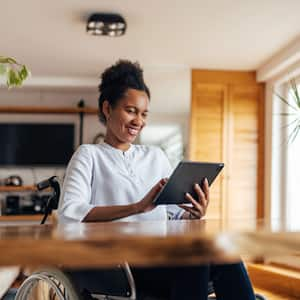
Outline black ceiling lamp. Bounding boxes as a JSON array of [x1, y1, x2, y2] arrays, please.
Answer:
[[86, 13, 126, 37]]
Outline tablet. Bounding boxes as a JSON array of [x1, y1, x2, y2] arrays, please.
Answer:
[[154, 161, 224, 205]]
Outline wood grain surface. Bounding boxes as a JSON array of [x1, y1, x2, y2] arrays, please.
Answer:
[[0, 219, 299, 269]]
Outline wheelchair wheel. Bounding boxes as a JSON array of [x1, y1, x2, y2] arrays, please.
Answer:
[[15, 268, 81, 300]]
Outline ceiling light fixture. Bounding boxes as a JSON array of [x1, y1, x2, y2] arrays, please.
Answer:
[[86, 13, 126, 36]]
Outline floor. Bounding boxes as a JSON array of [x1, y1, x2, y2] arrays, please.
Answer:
[[254, 287, 300, 300], [4, 280, 299, 300], [3, 288, 299, 300]]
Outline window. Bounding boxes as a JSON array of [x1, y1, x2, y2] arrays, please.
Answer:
[[139, 124, 184, 168], [272, 83, 300, 229], [270, 82, 300, 268], [285, 85, 300, 230]]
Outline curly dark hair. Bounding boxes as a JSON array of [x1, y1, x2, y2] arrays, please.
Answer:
[[98, 59, 150, 124]]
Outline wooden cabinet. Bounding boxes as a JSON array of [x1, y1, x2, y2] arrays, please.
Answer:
[[190, 70, 265, 220]]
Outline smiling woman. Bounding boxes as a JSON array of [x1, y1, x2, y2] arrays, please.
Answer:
[[101, 88, 149, 150], [57, 59, 256, 300]]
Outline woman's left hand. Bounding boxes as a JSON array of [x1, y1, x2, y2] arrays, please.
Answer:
[[179, 178, 209, 220]]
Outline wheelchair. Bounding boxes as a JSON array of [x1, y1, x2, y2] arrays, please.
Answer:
[[15, 265, 216, 300], [15, 264, 136, 300], [14, 177, 265, 300]]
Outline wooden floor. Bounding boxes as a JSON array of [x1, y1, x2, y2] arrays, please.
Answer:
[[5, 283, 300, 299], [247, 263, 300, 300], [5, 266, 300, 300], [254, 287, 300, 300]]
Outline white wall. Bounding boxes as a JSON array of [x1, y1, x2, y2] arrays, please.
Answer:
[[0, 68, 190, 186], [0, 88, 102, 185]]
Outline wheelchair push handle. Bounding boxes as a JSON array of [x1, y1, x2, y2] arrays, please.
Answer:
[[36, 176, 61, 224], [37, 176, 58, 191]]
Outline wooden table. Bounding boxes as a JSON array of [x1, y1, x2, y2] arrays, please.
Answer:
[[0, 219, 300, 268]]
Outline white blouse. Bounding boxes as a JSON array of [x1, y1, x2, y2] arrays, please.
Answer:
[[58, 142, 184, 223]]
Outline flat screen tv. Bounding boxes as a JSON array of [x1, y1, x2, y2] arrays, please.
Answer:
[[0, 123, 75, 166]]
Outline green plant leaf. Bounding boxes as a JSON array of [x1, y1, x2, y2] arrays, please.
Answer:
[[18, 65, 28, 80], [274, 80, 300, 143], [7, 57, 17, 64], [0, 56, 30, 88], [287, 121, 300, 144], [7, 68, 23, 88], [290, 78, 300, 108], [7, 69, 15, 87], [274, 90, 298, 111], [0, 56, 10, 64], [282, 117, 299, 129], [0, 63, 7, 75], [276, 113, 298, 116]]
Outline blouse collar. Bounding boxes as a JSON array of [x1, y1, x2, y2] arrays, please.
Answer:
[[101, 142, 135, 156]]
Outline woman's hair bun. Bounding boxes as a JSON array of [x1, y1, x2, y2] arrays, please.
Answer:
[[99, 59, 145, 93], [98, 59, 150, 125]]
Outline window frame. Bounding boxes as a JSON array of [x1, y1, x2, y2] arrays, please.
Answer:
[[266, 78, 300, 268]]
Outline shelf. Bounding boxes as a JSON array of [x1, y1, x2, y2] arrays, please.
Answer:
[[0, 186, 38, 192], [0, 214, 43, 221], [0, 106, 98, 114], [0, 105, 98, 145]]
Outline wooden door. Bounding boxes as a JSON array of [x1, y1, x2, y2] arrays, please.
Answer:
[[227, 84, 261, 219], [190, 83, 227, 218], [190, 70, 265, 220]]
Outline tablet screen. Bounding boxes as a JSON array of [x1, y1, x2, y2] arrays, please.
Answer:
[[154, 161, 224, 205]]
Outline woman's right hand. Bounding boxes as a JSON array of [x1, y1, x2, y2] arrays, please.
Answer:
[[135, 178, 167, 214]]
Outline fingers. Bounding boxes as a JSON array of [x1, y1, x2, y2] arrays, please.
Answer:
[[138, 178, 169, 213], [193, 179, 210, 209], [179, 204, 202, 219], [153, 178, 167, 192], [148, 178, 168, 200], [202, 178, 210, 204], [181, 179, 210, 219], [159, 177, 168, 187], [194, 183, 206, 206], [154, 178, 167, 194], [184, 192, 205, 216]]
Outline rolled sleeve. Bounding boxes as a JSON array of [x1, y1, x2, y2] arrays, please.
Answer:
[[58, 145, 95, 223]]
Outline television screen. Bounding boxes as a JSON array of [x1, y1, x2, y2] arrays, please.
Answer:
[[0, 123, 75, 166]]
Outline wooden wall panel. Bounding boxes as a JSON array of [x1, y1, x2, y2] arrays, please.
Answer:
[[227, 85, 260, 219], [190, 70, 265, 220], [190, 83, 226, 218]]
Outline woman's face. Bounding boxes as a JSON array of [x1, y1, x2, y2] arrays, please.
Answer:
[[103, 88, 149, 149]]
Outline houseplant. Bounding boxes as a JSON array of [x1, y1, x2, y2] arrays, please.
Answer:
[[0, 55, 29, 88], [0, 55, 30, 298], [275, 78, 300, 143]]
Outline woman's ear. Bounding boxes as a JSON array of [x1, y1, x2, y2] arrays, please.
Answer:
[[102, 100, 111, 121]]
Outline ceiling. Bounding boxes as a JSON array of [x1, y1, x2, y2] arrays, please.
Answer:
[[1, 0, 300, 82]]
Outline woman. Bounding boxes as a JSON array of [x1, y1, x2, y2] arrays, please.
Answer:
[[58, 60, 256, 300]]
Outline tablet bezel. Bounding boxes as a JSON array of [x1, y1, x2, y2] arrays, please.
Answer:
[[154, 161, 224, 205]]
